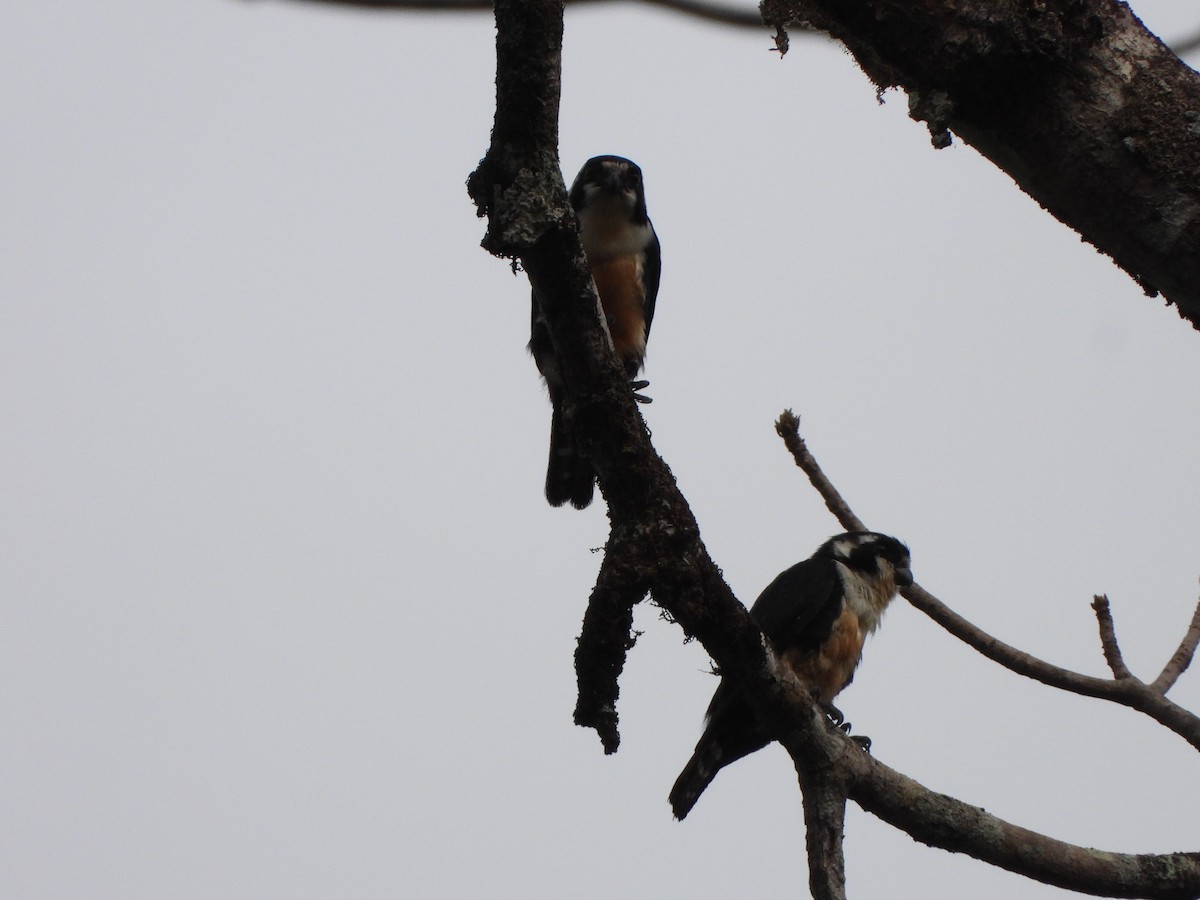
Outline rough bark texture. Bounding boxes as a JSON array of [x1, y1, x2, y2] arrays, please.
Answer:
[[797, 764, 849, 900], [469, 3, 1200, 896], [848, 752, 1200, 899], [761, 0, 1200, 329]]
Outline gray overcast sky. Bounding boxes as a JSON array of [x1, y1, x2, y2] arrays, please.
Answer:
[[3, 2, 1199, 897]]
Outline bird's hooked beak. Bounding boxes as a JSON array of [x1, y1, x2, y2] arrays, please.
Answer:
[[601, 167, 626, 194], [894, 564, 914, 587]]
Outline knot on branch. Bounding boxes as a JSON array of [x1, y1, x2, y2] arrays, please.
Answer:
[[480, 163, 575, 258], [468, 146, 573, 259]]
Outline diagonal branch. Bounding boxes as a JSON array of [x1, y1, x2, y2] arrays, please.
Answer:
[[762, 0, 1200, 331], [846, 744, 1200, 899], [775, 410, 1200, 753], [775, 410, 864, 532], [1153, 594, 1200, 694]]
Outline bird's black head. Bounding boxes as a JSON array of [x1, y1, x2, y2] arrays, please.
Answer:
[[819, 532, 913, 588], [569, 155, 649, 223]]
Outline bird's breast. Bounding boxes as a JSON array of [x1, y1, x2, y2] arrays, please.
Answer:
[[782, 606, 865, 703], [589, 255, 647, 365]]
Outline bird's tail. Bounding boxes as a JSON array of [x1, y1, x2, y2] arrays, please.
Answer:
[[544, 405, 594, 509], [669, 742, 723, 820]]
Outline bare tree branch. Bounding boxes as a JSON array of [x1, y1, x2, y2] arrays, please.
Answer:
[[774, 410, 1200, 754], [796, 763, 849, 900], [1153, 594, 1200, 694], [845, 746, 1200, 899], [774, 410, 864, 532], [1093, 594, 1135, 680], [762, 0, 1200, 331], [573, 537, 648, 753], [248, 0, 769, 29], [770, 671, 1200, 898]]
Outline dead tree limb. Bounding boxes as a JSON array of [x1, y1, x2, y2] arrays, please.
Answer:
[[1153, 594, 1200, 694], [762, 0, 1200, 330]]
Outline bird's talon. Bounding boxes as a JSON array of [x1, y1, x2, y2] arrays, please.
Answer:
[[850, 735, 872, 753], [821, 702, 845, 728]]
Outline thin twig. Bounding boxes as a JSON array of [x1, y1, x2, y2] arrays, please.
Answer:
[[1152, 594, 1200, 694], [775, 411, 866, 532], [249, 0, 770, 29], [1091, 595, 1134, 680]]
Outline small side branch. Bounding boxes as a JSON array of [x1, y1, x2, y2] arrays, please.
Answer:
[[1092, 594, 1135, 680], [574, 534, 651, 753], [1153, 594, 1200, 695], [775, 411, 865, 532]]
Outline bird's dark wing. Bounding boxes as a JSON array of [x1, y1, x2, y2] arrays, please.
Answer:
[[640, 229, 662, 343], [695, 558, 841, 723], [747, 557, 844, 657]]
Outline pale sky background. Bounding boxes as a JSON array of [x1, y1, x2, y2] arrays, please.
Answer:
[[3, 2, 1199, 897]]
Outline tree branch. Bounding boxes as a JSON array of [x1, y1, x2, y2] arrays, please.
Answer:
[[846, 746, 1200, 899], [762, 0, 1200, 331], [1153, 594, 1200, 695], [248, 0, 769, 29], [772, 670, 1200, 898], [573, 537, 647, 753], [796, 763, 849, 900], [774, 410, 865, 532], [1093, 594, 1135, 680]]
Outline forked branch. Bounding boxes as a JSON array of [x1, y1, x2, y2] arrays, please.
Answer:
[[1154, 593, 1200, 694]]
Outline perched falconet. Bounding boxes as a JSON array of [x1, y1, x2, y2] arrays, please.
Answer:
[[670, 531, 912, 820], [529, 155, 661, 509]]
